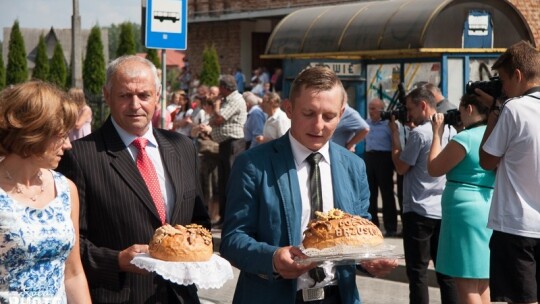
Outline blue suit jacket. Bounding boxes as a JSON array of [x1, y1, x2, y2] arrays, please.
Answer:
[[220, 133, 371, 304]]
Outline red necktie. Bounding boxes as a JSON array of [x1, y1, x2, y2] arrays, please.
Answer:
[[132, 138, 167, 224]]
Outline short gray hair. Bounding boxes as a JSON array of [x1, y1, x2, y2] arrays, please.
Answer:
[[219, 75, 237, 91], [105, 55, 161, 91], [242, 91, 261, 106]]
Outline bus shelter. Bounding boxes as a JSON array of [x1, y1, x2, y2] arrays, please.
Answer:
[[263, 0, 535, 121]]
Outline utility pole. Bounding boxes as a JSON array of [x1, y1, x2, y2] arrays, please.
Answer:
[[72, 0, 83, 88]]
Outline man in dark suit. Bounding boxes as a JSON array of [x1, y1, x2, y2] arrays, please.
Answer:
[[220, 66, 397, 304], [58, 55, 210, 303]]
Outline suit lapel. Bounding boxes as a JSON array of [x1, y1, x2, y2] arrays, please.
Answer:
[[101, 119, 163, 223], [329, 144, 353, 214], [154, 130, 184, 221], [271, 135, 303, 246]]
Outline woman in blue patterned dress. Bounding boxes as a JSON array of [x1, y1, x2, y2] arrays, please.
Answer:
[[0, 81, 91, 303], [427, 94, 495, 304]]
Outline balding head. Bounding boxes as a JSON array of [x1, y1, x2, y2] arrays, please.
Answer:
[[368, 98, 385, 121], [415, 82, 444, 103], [243, 91, 261, 110]]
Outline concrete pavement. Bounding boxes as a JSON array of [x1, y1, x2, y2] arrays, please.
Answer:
[[204, 226, 443, 304], [198, 250, 443, 304]]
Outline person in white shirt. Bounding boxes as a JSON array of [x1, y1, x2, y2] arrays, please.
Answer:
[[255, 92, 291, 144], [478, 40, 540, 304]]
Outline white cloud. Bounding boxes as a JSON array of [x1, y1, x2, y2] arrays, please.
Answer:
[[0, 0, 141, 41]]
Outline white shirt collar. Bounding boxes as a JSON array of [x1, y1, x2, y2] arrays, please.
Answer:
[[111, 117, 159, 148], [288, 132, 331, 167]]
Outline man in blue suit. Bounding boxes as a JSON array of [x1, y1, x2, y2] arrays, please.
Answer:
[[220, 66, 397, 304]]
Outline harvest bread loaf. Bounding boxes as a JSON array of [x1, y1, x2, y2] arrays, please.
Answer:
[[302, 209, 383, 250], [149, 224, 213, 262]]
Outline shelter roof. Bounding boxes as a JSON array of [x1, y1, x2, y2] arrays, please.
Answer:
[[264, 0, 534, 59]]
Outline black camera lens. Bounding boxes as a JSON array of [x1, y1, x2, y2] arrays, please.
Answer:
[[466, 76, 502, 99], [443, 109, 461, 126]]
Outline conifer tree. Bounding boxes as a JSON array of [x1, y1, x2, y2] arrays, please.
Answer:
[[116, 22, 136, 57], [6, 20, 28, 85], [146, 48, 161, 68], [199, 44, 220, 86], [83, 25, 106, 95], [0, 47, 6, 89], [32, 34, 49, 81], [49, 43, 67, 88], [65, 63, 72, 89]]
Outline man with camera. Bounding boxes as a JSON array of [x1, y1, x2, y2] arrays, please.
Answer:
[[389, 86, 458, 304], [415, 82, 457, 114], [477, 40, 540, 304]]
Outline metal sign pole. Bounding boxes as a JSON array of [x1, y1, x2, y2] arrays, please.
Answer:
[[161, 49, 167, 129]]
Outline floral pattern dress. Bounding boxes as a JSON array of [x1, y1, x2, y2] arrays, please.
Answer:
[[0, 171, 74, 304]]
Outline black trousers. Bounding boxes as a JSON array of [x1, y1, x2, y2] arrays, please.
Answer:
[[218, 138, 245, 220], [402, 212, 457, 304], [364, 151, 397, 233]]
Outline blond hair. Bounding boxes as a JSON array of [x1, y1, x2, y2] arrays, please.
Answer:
[[289, 66, 346, 107], [68, 87, 87, 110]]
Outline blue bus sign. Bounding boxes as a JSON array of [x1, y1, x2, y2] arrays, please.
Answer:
[[145, 0, 187, 50]]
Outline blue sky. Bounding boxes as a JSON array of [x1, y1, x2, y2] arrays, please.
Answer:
[[0, 0, 141, 41]]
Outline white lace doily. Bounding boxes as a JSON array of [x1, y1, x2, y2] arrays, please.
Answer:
[[296, 242, 401, 265], [131, 253, 234, 289]]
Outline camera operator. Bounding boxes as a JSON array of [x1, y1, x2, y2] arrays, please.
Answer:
[[477, 40, 540, 304], [427, 94, 494, 304], [415, 82, 457, 114], [389, 86, 458, 304]]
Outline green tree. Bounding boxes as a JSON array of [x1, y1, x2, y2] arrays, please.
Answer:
[[83, 25, 106, 95], [48, 43, 67, 88], [32, 34, 49, 81], [0, 47, 6, 89], [84, 25, 107, 129], [199, 45, 220, 86], [6, 20, 28, 85], [132, 23, 143, 53], [108, 23, 143, 60], [108, 23, 119, 59], [116, 22, 136, 57], [65, 62, 72, 89], [146, 48, 160, 67]]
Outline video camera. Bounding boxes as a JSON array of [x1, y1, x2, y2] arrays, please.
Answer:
[[380, 83, 408, 124], [466, 76, 503, 99]]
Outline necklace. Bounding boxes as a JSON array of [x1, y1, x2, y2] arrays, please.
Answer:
[[5, 169, 44, 201]]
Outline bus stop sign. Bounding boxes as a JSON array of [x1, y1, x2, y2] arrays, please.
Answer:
[[145, 0, 187, 50]]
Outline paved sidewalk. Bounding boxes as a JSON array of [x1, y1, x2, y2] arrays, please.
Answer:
[[199, 255, 443, 304], [211, 215, 440, 289]]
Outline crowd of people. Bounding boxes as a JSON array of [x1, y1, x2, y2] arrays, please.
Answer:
[[1, 40, 540, 304]]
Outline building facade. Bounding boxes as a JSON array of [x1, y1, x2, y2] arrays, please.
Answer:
[[186, 0, 540, 82]]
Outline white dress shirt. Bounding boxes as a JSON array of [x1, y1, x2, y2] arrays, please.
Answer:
[[111, 118, 175, 222], [288, 133, 337, 290]]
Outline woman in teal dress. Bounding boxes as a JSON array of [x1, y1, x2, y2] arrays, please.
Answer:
[[427, 94, 495, 304]]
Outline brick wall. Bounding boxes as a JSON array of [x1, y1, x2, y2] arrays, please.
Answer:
[[508, 0, 540, 46], [187, 21, 242, 77], [186, 0, 358, 77], [188, 0, 357, 17]]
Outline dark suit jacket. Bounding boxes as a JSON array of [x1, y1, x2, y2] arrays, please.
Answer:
[[220, 133, 371, 304], [57, 118, 210, 304]]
